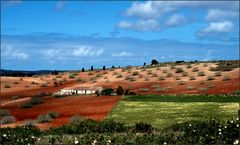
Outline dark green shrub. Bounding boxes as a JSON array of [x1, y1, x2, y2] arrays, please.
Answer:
[[207, 76, 215, 81], [135, 122, 153, 133], [215, 71, 222, 77], [132, 71, 139, 76], [101, 88, 115, 95], [11, 96, 19, 100], [192, 67, 199, 72], [37, 114, 53, 123], [48, 112, 59, 119], [20, 101, 33, 108], [198, 71, 205, 76], [4, 84, 11, 88], [0, 109, 10, 117], [129, 91, 136, 95], [116, 86, 124, 95], [69, 115, 84, 123], [30, 97, 44, 105], [223, 76, 231, 81]]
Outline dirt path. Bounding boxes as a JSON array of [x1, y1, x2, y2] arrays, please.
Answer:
[[1, 97, 31, 107]]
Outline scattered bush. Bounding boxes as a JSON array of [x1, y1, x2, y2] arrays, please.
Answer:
[[11, 96, 19, 100], [186, 64, 192, 68], [147, 70, 152, 75], [199, 81, 205, 85], [162, 70, 167, 73], [175, 67, 184, 73], [0, 109, 10, 117], [13, 81, 19, 84], [187, 86, 195, 90], [192, 67, 199, 72], [197, 71, 205, 76], [20, 101, 33, 109], [198, 87, 207, 93], [37, 114, 53, 123], [214, 71, 222, 77], [0, 115, 16, 124], [144, 77, 149, 81], [158, 76, 165, 81], [139, 88, 149, 92], [69, 115, 84, 123], [154, 87, 165, 92], [29, 97, 44, 105], [177, 81, 185, 85], [116, 74, 123, 78], [189, 76, 196, 80], [40, 83, 48, 87], [166, 72, 173, 77], [152, 73, 158, 77], [96, 74, 102, 78], [207, 76, 215, 81], [4, 84, 11, 88], [223, 76, 231, 81], [135, 122, 153, 133], [208, 84, 215, 88], [182, 72, 188, 77], [88, 72, 94, 76], [125, 76, 135, 82], [132, 71, 139, 76]]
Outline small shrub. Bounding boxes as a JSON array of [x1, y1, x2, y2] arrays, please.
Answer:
[[147, 70, 152, 75], [192, 67, 199, 72], [198, 87, 207, 93], [139, 88, 149, 92], [116, 86, 124, 95], [88, 72, 94, 76], [175, 76, 181, 80], [4, 84, 11, 88], [162, 70, 167, 73], [198, 71, 205, 76], [186, 64, 192, 68], [116, 74, 123, 78], [37, 114, 53, 123], [207, 76, 215, 81], [144, 77, 149, 81], [20, 101, 33, 109], [132, 71, 139, 76], [48, 112, 59, 119], [208, 84, 215, 88], [11, 96, 19, 100], [76, 77, 83, 82], [177, 81, 185, 85], [223, 76, 231, 81], [154, 87, 165, 92], [29, 97, 44, 105], [152, 73, 158, 77], [101, 88, 115, 95], [158, 76, 165, 81], [187, 86, 195, 90], [215, 71, 222, 77], [96, 74, 102, 78], [0, 109, 10, 117], [13, 81, 19, 84], [175, 67, 184, 73], [0, 115, 16, 124], [203, 63, 208, 67], [166, 72, 173, 77], [40, 83, 48, 87], [69, 115, 84, 123], [125, 76, 135, 82], [199, 81, 205, 85], [189, 76, 196, 80], [182, 72, 188, 77]]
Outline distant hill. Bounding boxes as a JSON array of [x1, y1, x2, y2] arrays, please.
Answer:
[[0, 69, 66, 77]]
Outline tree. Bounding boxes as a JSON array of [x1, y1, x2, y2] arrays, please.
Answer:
[[116, 86, 124, 95], [112, 65, 115, 69], [143, 62, 146, 66], [82, 68, 85, 72], [103, 66, 106, 70], [151, 59, 159, 65], [52, 70, 58, 75], [101, 88, 114, 96], [91, 66, 94, 71]]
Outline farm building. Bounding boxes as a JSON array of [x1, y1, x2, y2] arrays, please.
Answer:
[[54, 85, 103, 95]]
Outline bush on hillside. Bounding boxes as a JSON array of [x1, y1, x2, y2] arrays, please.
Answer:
[[175, 67, 184, 73], [116, 86, 124, 95], [0, 115, 16, 124], [0, 109, 10, 117], [101, 88, 115, 96]]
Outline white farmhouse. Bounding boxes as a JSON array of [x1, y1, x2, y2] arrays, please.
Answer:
[[54, 85, 103, 96]]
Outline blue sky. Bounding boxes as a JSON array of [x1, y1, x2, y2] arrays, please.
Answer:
[[1, 1, 239, 70]]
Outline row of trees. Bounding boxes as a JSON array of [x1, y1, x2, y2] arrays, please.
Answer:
[[99, 86, 136, 96]]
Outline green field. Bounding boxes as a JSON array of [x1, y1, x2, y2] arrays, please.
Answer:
[[107, 94, 240, 128]]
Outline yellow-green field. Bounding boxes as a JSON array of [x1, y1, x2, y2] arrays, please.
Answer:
[[107, 95, 239, 128]]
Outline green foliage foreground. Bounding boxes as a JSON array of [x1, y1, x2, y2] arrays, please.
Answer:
[[0, 118, 239, 145]]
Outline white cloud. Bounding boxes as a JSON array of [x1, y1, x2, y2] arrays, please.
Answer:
[[164, 13, 188, 27], [205, 9, 239, 21], [117, 19, 160, 31], [2, 45, 29, 60], [73, 46, 103, 57], [112, 51, 132, 57], [125, 1, 238, 19], [198, 21, 233, 34], [55, 1, 67, 11]]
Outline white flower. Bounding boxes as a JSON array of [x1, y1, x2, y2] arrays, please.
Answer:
[[218, 129, 221, 131], [37, 138, 41, 141], [164, 142, 167, 145], [107, 140, 111, 143], [236, 117, 239, 121], [3, 134, 6, 137], [224, 126, 227, 129], [234, 140, 239, 145], [237, 124, 239, 127], [231, 120, 234, 123], [74, 138, 79, 144], [189, 124, 192, 127], [219, 132, 221, 135], [94, 140, 97, 143], [31, 136, 35, 139]]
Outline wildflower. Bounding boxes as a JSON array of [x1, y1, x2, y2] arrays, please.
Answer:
[[237, 117, 239, 121], [164, 142, 167, 145], [3, 134, 6, 137], [31, 136, 35, 139], [234, 140, 239, 145], [92, 140, 97, 145], [74, 139, 79, 144], [218, 129, 221, 132], [224, 126, 227, 129], [37, 138, 41, 141], [219, 132, 221, 135], [107, 140, 111, 143], [237, 124, 239, 127], [231, 120, 234, 123], [189, 124, 192, 127]]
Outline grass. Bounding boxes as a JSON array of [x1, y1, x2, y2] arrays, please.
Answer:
[[107, 94, 239, 128]]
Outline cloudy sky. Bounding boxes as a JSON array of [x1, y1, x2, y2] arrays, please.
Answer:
[[1, 1, 239, 70]]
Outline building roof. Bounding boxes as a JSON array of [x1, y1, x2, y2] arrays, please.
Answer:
[[63, 85, 103, 91]]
